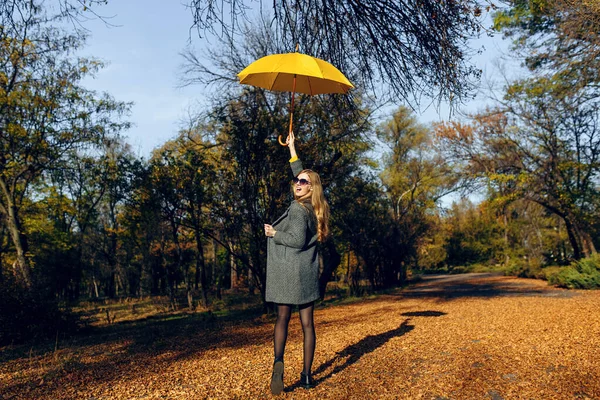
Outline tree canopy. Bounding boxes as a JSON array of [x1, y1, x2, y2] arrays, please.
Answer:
[[0, 0, 130, 288], [494, 0, 600, 100]]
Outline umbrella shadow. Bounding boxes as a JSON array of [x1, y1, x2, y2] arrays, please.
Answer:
[[287, 319, 414, 391], [401, 310, 447, 317], [398, 273, 578, 300]]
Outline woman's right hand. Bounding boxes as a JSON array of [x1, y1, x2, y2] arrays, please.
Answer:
[[286, 131, 295, 148], [287, 131, 298, 159], [264, 224, 276, 238]]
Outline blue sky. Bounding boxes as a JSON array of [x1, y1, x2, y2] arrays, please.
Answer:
[[81, 1, 203, 158], [80, 1, 515, 159]]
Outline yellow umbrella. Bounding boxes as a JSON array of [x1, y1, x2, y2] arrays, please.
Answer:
[[237, 51, 354, 146]]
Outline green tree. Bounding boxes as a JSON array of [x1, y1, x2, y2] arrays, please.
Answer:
[[459, 0, 600, 261], [0, 1, 130, 288], [435, 80, 600, 260], [148, 145, 189, 308], [149, 129, 219, 308], [376, 107, 460, 283], [14, 138, 141, 301], [494, 0, 600, 100], [119, 161, 164, 297], [87, 141, 141, 298], [443, 199, 502, 268], [331, 174, 392, 292]]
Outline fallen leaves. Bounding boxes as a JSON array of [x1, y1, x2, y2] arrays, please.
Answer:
[[1, 273, 599, 399]]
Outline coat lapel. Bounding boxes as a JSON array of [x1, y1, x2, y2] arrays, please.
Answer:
[[272, 205, 291, 226]]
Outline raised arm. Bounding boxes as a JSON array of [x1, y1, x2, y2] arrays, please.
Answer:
[[287, 131, 304, 177]]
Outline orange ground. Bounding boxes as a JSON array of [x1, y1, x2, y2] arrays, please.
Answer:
[[1, 273, 599, 399]]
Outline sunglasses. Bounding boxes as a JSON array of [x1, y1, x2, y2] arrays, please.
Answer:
[[293, 177, 312, 186]]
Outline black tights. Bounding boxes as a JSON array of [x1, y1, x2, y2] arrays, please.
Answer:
[[273, 302, 316, 375]]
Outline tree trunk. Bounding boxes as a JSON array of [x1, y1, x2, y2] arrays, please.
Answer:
[[503, 211, 510, 266], [92, 275, 100, 298], [247, 262, 255, 295], [563, 216, 596, 260], [5, 203, 32, 288], [0, 179, 32, 288], [194, 251, 200, 290], [534, 198, 596, 261], [318, 239, 341, 300], [106, 271, 116, 298], [563, 217, 583, 260], [213, 239, 222, 300], [229, 240, 238, 289], [187, 288, 194, 310], [195, 230, 209, 307], [345, 246, 351, 285], [576, 226, 596, 258]]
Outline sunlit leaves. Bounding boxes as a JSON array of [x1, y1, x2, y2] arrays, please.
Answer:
[[436, 78, 600, 259], [494, 0, 600, 102]]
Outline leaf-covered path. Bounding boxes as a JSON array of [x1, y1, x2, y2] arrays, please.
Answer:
[[2, 273, 599, 399]]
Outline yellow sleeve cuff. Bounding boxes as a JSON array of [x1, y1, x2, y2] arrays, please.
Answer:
[[289, 156, 298, 163]]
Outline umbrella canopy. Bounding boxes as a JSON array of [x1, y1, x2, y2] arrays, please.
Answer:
[[238, 52, 353, 145], [238, 52, 354, 95]]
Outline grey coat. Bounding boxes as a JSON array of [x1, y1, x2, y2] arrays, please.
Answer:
[[265, 159, 320, 305]]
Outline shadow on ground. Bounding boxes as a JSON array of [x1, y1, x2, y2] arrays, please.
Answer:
[[0, 308, 273, 398], [293, 319, 414, 391], [290, 308, 446, 392], [401, 310, 447, 317], [399, 273, 577, 300]]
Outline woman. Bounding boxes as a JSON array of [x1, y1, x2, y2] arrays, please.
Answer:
[[264, 131, 330, 395]]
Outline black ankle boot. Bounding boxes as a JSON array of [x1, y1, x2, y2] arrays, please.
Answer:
[[270, 359, 284, 395], [299, 372, 314, 389]]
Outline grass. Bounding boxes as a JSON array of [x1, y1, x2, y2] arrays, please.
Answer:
[[69, 261, 589, 333], [72, 288, 266, 328]]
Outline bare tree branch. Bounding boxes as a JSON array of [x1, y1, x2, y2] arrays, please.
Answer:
[[187, 0, 489, 107]]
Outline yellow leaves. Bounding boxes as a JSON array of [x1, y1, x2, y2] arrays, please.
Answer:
[[6, 122, 28, 138], [60, 131, 74, 141], [488, 193, 519, 209], [487, 173, 514, 183], [486, 171, 531, 186], [3, 274, 600, 399], [0, 36, 38, 68]]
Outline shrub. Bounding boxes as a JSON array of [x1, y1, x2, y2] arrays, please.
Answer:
[[0, 278, 80, 345], [547, 255, 600, 289], [538, 266, 562, 281], [504, 261, 537, 278]]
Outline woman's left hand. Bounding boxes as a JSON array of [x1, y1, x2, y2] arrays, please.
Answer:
[[264, 224, 277, 237]]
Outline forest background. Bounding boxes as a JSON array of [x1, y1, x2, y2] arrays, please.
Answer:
[[2, 0, 600, 345]]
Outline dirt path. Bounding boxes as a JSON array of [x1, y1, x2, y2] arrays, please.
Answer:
[[2, 273, 599, 399]]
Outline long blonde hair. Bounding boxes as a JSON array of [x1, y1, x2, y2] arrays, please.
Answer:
[[294, 169, 330, 242]]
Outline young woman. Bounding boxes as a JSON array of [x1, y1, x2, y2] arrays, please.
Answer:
[[264, 131, 330, 395]]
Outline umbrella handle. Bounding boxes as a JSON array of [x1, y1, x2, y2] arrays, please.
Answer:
[[277, 110, 293, 146], [279, 74, 297, 147]]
